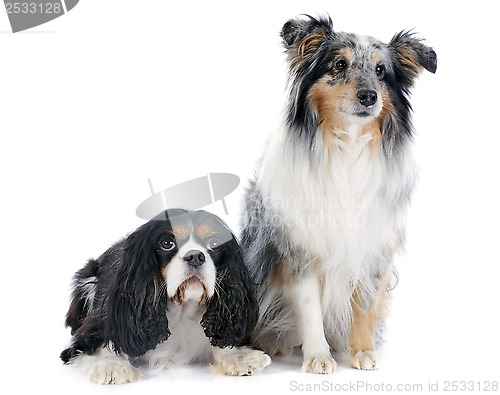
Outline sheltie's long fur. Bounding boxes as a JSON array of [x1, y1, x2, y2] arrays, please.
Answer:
[[241, 15, 436, 373]]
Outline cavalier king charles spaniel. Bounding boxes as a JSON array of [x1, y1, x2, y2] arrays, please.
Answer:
[[61, 209, 270, 384]]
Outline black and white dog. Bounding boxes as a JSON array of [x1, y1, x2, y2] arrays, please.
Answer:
[[241, 15, 436, 373], [61, 209, 270, 384]]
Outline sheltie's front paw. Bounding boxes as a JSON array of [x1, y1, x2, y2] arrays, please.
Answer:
[[302, 354, 337, 374], [351, 350, 382, 370]]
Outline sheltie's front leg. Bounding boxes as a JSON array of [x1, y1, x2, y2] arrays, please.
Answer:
[[292, 274, 336, 374], [349, 269, 390, 370]]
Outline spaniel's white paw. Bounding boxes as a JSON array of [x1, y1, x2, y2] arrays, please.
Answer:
[[213, 347, 271, 376], [89, 360, 142, 385], [72, 347, 142, 385]]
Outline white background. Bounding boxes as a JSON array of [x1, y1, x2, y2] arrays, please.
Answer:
[[1, 1, 499, 394]]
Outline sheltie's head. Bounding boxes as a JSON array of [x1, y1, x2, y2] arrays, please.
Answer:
[[281, 15, 437, 153]]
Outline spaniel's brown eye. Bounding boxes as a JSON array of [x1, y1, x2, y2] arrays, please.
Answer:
[[335, 59, 347, 70], [376, 64, 385, 79], [206, 238, 221, 251], [160, 239, 176, 251]]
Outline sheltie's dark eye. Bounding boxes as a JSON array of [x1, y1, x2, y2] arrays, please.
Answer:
[[335, 59, 347, 70], [376, 64, 386, 79], [160, 238, 176, 251]]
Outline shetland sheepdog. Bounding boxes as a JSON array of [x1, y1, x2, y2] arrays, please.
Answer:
[[241, 15, 436, 373]]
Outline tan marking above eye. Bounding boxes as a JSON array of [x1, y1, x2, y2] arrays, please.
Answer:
[[333, 48, 354, 71], [195, 224, 216, 239], [373, 52, 384, 64], [341, 47, 354, 62], [172, 224, 190, 240]]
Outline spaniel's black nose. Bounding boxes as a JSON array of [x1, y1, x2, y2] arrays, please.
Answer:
[[357, 89, 378, 107], [183, 250, 206, 268]]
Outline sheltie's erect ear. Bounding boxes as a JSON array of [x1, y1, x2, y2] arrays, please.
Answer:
[[279, 15, 336, 132], [281, 15, 333, 64], [389, 31, 437, 89]]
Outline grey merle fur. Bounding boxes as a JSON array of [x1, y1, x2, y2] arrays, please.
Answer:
[[240, 15, 436, 354], [279, 15, 436, 156]]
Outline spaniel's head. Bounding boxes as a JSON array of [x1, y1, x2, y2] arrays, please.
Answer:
[[105, 209, 257, 357], [158, 209, 235, 306]]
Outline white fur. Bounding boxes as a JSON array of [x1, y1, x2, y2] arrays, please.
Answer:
[[76, 276, 97, 312], [351, 350, 382, 370], [143, 301, 270, 376], [289, 274, 337, 373], [72, 301, 270, 383], [356, 34, 372, 48], [257, 121, 416, 351], [163, 238, 216, 300], [72, 344, 142, 385], [212, 346, 271, 376], [303, 354, 337, 374], [143, 301, 212, 369]]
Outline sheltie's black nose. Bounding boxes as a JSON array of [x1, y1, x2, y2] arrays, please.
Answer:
[[357, 90, 378, 107]]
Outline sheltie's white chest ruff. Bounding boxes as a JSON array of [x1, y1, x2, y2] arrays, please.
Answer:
[[258, 125, 415, 342], [259, 125, 407, 260]]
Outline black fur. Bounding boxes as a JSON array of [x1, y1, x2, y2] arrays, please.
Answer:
[[201, 233, 258, 347], [382, 31, 437, 157], [61, 209, 258, 363], [104, 222, 171, 357], [281, 14, 333, 48], [281, 16, 337, 146], [64, 258, 98, 334]]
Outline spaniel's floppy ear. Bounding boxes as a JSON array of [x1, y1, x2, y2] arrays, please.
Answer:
[[389, 31, 437, 89], [201, 235, 258, 348], [105, 223, 170, 357], [281, 15, 333, 63]]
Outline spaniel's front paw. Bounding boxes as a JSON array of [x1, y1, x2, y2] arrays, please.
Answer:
[[89, 360, 142, 385], [213, 347, 271, 376]]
